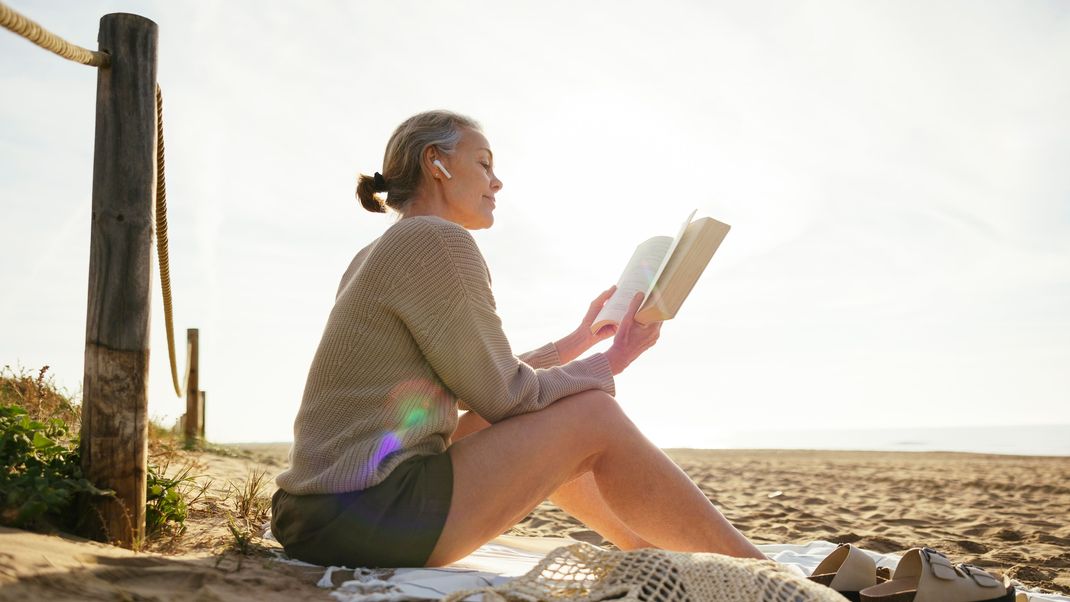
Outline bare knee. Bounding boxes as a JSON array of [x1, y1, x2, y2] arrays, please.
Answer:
[[556, 389, 630, 426], [551, 391, 637, 463], [456, 390, 636, 478], [582, 389, 620, 410]]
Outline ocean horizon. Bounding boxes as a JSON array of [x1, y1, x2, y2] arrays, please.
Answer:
[[693, 423, 1070, 457]]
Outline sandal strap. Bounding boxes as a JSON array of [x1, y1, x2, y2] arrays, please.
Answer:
[[920, 548, 1000, 588], [957, 564, 1002, 588]]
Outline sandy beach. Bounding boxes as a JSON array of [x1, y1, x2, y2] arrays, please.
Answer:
[[1, 445, 1067, 600]]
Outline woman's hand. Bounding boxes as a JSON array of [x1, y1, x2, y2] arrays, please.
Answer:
[[581, 285, 619, 342], [554, 285, 618, 363], [603, 291, 662, 375]]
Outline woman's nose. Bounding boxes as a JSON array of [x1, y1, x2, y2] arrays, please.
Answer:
[[491, 175, 503, 192]]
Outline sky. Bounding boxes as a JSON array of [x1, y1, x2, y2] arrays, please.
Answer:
[[1, 1, 1068, 447]]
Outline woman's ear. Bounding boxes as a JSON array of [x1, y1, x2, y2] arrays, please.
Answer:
[[423, 146, 440, 176], [423, 147, 452, 180]]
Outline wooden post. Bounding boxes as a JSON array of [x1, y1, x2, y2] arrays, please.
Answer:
[[81, 13, 158, 548], [184, 328, 200, 444], [198, 391, 206, 439]]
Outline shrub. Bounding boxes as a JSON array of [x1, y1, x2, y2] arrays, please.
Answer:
[[145, 464, 188, 535], [0, 365, 80, 429], [0, 404, 112, 531], [2, 365, 201, 541]]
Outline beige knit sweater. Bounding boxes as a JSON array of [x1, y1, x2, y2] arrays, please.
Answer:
[[275, 215, 616, 495]]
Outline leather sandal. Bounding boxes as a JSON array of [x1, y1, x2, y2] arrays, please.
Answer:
[[859, 547, 1015, 602], [808, 543, 889, 602]]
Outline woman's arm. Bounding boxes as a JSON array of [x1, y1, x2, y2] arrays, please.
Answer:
[[517, 342, 561, 369], [551, 329, 599, 364], [522, 286, 618, 366], [395, 219, 614, 424], [463, 339, 564, 410]]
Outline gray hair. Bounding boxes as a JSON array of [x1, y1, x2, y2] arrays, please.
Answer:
[[357, 110, 482, 214]]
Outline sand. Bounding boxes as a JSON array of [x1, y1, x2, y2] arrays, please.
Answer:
[[1, 446, 1067, 600]]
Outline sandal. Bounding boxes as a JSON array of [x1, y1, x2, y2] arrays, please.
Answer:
[[809, 543, 889, 602], [859, 547, 1015, 602]]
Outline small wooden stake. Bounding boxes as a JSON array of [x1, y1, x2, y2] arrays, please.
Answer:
[[185, 328, 200, 444], [198, 391, 206, 439]]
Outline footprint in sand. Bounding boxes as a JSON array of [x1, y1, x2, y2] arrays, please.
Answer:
[[885, 518, 928, 526], [993, 528, 1024, 542], [858, 536, 904, 554], [1026, 520, 1062, 529], [1036, 533, 1070, 545], [954, 540, 990, 554], [1037, 553, 1070, 568], [1010, 566, 1056, 582]]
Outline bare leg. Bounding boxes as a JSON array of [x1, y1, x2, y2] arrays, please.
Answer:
[[549, 472, 654, 550], [427, 391, 762, 566], [450, 410, 489, 443], [453, 411, 652, 550]]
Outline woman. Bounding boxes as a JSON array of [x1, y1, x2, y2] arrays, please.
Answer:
[[271, 110, 764, 568]]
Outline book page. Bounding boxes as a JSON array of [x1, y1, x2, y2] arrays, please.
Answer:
[[590, 236, 673, 334]]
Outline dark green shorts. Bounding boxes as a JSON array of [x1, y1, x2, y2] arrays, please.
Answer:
[[271, 451, 453, 568]]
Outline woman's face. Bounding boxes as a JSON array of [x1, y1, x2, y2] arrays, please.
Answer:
[[434, 128, 503, 230]]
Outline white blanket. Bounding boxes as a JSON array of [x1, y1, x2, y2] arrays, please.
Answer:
[[265, 529, 1068, 602]]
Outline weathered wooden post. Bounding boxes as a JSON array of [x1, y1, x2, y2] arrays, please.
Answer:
[[184, 327, 201, 444], [199, 391, 206, 439], [81, 13, 158, 548]]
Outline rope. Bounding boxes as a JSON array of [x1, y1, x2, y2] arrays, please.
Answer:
[[0, 1, 109, 67], [2, 0, 184, 397], [155, 84, 183, 398]]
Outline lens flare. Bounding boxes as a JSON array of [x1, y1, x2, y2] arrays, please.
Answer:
[[363, 378, 452, 474], [638, 256, 658, 289], [370, 431, 403, 468]]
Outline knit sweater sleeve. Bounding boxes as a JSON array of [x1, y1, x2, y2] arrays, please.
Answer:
[[392, 218, 615, 424], [517, 342, 561, 369]]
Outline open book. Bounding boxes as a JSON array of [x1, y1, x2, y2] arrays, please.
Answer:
[[591, 210, 730, 334]]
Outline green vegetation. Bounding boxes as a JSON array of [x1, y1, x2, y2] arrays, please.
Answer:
[[0, 365, 193, 539], [3, 365, 276, 561], [145, 461, 192, 536], [224, 467, 272, 555], [0, 365, 79, 429], [0, 403, 112, 531], [0, 366, 110, 532]]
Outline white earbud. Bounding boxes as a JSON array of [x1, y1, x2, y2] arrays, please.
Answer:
[[433, 159, 453, 179]]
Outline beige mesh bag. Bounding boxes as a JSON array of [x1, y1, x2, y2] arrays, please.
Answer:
[[444, 542, 843, 602]]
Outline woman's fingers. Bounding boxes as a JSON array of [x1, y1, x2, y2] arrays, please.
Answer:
[[595, 324, 617, 337], [604, 292, 666, 374], [590, 285, 617, 308], [583, 286, 618, 325], [628, 291, 643, 313], [617, 292, 644, 338], [606, 292, 663, 374], [628, 291, 645, 319]]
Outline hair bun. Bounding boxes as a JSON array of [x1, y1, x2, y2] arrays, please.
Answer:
[[356, 173, 387, 213], [373, 172, 388, 192]]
